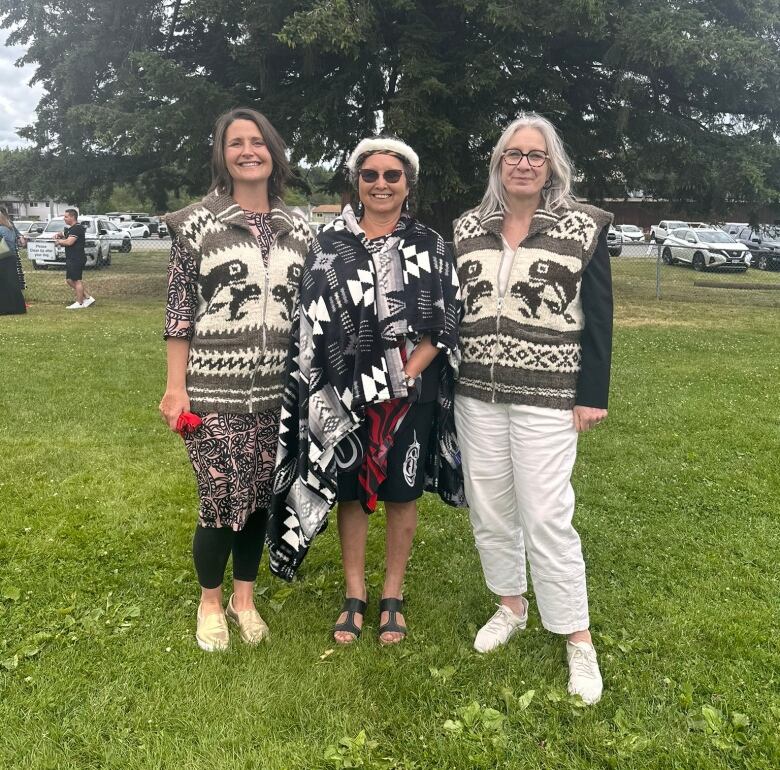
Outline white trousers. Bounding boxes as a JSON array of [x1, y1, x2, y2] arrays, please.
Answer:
[[454, 394, 589, 634]]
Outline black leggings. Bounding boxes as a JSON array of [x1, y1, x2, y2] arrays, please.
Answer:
[[192, 507, 268, 589]]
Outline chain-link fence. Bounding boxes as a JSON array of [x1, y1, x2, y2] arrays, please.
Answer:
[[612, 242, 780, 307], [18, 238, 780, 309], [19, 239, 171, 306]]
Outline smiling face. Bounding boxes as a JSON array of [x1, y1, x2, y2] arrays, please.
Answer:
[[357, 153, 409, 220], [224, 119, 273, 187], [500, 126, 550, 205]]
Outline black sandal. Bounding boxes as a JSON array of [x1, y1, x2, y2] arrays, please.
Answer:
[[333, 597, 367, 643], [378, 597, 407, 644]]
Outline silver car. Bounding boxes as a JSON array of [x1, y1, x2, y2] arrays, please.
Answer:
[[661, 228, 749, 271], [13, 220, 45, 241], [104, 219, 133, 252]]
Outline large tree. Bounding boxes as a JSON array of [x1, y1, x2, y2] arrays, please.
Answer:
[[2, 0, 779, 230]]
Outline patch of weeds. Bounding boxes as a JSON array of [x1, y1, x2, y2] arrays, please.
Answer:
[[442, 701, 508, 757], [603, 707, 651, 766], [429, 665, 456, 684], [323, 729, 398, 769], [268, 585, 295, 613], [689, 704, 751, 755], [500, 686, 535, 715], [545, 686, 589, 717]]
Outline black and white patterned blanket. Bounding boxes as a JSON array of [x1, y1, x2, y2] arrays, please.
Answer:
[[266, 206, 464, 580]]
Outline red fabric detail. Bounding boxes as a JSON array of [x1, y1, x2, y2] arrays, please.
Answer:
[[357, 345, 410, 513]]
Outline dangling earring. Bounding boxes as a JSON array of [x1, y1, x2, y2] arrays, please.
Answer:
[[356, 200, 365, 217], [402, 196, 410, 213], [543, 178, 553, 191]]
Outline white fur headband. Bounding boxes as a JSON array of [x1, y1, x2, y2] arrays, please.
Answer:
[[347, 137, 420, 178]]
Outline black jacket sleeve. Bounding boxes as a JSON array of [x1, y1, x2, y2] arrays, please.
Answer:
[[575, 226, 613, 408]]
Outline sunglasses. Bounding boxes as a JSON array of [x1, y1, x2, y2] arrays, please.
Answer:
[[358, 169, 405, 183]]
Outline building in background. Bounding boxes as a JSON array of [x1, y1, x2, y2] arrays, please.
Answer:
[[310, 204, 341, 224], [0, 195, 72, 221]]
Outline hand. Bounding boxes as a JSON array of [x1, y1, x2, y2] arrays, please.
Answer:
[[404, 371, 422, 404], [573, 405, 607, 433], [18, 235, 27, 248], [159, 388, 190, 431]]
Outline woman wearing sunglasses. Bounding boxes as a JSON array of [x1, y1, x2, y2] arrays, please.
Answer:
[[267, 136, 463, 644], [452, 113, 613, 704]]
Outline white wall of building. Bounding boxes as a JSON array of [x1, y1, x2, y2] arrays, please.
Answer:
[[0, 195, 72, 220]]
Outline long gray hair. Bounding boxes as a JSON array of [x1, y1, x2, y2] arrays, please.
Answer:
[[477, 113, 574, 218]]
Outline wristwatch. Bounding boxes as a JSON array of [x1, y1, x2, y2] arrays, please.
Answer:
[[403, 373, 417, 388]]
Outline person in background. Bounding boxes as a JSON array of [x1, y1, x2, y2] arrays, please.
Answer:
[[159, 107, 311, 652], [0, 208, 26, 315], [0, 206, 27, 300], [54, 208, 95, 309], [453, 112, 613, 705]]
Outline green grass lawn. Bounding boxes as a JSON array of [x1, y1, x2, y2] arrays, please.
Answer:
[[1, 256, 779, 769]]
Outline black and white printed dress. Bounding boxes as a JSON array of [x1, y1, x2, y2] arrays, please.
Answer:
[[164, 210, 279, 531]]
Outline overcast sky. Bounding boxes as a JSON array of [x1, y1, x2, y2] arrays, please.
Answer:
[[0, 29, 45, 149]]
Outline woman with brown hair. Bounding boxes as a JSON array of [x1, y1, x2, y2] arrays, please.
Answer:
[[159, 107, 311, 651]]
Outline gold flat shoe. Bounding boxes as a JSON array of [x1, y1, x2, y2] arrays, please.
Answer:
[[226, 594, 269, 645], [196, 604, 229, 652]]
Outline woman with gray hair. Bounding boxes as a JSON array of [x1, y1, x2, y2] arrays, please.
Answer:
[[267, 135, 463, 644], [453, 113, 613, 704]]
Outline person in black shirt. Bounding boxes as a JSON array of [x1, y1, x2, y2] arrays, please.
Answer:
[[54, 208, 94, 308]]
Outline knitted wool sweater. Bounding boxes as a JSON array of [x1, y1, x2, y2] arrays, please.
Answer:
[[453, 201, 613, 410], [164, 191, 311, 414]]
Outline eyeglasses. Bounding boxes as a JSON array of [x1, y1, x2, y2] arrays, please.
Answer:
[[501, 150, 549, 168], [358, 169, 405, 183]]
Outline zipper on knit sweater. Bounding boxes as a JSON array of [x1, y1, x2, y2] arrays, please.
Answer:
[[490, 296, 504, 403], [248, 266, 270, 409], [261, 267, 269, 359]]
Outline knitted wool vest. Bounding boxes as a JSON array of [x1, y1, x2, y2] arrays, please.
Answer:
[[165, 191, 311, 414], [453, 201, 612, 409]]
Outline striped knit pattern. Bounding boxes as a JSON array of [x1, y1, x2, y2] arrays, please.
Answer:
[[165, 191, 311, 413], [453, 201, 612, 409]]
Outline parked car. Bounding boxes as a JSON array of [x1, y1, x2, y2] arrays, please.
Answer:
[[607, 226, 622, 256], [721, 222, 748, 237], [650, 220, 687, 242], [615, 224, 645, 242], [734, 225, 780, 271], [661, 228, 749, 271], [29, 216, 112, 269], [104, 219, 133, 252], [131, 215, 158, 235], [687, 221, 713, 229], [13, 220, 45, 241], [110, 218, 150, 238]]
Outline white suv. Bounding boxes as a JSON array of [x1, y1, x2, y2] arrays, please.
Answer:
[[29, 216, 112, 269], [661, 228, 749, 271]]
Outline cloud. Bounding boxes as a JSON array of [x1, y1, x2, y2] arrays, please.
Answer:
[[0, 29, 45, 149]]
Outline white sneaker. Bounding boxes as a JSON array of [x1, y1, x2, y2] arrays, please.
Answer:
[[66, 301, 84, 310], [566, 641, 603, 704], [82, 296, 95, 307], [473, 598, 528, 653]]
